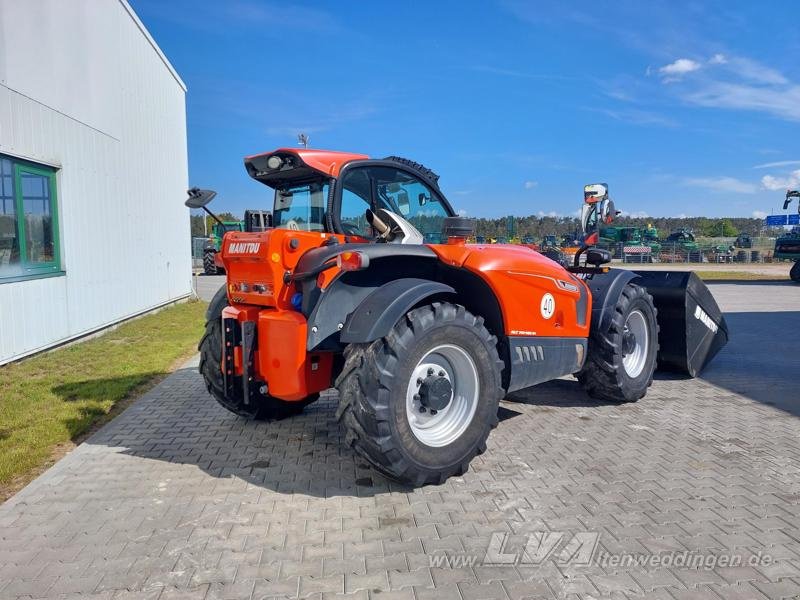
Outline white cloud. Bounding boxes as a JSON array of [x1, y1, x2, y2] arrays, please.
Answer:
[[624, 210, 650, 218], [753, 160, 800, 169], [683, 176, 757, 194], [659, 58, 701, 81], [652, 53, 800, 122], [524, 181, 538, 190], [537, 210, 560, 218], [761, 169, 800, 191], [752, 210, 768, 219], [725, 56, 787, 85], [684, 82, 800, 122]]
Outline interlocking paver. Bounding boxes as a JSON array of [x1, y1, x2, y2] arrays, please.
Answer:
[[2, 283, 800, 600]]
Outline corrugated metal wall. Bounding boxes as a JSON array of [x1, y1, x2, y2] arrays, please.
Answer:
[[0, 0, 191, 364]]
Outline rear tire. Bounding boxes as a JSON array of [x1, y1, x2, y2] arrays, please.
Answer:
[[335, 302, 504, 486], [791, 261, 800, 283], [198, 298, 317, 420], [577, 283, 658, 402], [203, 250, 218, 275]]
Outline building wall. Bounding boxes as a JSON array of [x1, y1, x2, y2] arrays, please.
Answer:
[[0, 0, 191, 364]]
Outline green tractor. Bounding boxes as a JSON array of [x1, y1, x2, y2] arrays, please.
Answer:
[[642, 225, 661, 249], [664, 228, 703, 262], [203, 220, 244, 275], [775, 189, 800, 282], [599, 226, 660, 261]]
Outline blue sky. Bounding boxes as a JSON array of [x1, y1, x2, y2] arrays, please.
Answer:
[[131, 0, 800, 219]]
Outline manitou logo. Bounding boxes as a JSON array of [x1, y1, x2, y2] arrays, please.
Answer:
[[694, 305, 718, 333], [228, 242, 261, 254]]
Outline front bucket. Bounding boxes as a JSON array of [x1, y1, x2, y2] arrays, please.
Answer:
[[633, 271, 729, 377]]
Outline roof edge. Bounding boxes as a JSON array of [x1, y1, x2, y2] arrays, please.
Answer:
[[118, 0, 187, 92]]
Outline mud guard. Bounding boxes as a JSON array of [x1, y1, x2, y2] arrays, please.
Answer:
[[583, 269, 638, 335], [339, 278, 455, 343], [633, 271, 728, 377]]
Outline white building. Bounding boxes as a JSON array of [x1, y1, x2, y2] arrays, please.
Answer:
[[0, 0, 191, 365]]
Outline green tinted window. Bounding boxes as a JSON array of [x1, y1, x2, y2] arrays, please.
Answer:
[[0, 155, 61, 281]]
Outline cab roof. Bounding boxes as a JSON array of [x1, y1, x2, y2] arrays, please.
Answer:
[[244, 148, 442, 193], [244, 148, 369, 183]]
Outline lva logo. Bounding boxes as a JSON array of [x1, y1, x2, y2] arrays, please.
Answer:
[[228, 242, 261, 254]]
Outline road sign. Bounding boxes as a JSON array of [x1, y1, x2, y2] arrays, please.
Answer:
[[766, 215, 788, 226], [789, 214, 800, 225]]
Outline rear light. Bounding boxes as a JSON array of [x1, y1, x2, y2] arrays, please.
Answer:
[[230, 282, 271, 294], [336, 251, 370, 272]]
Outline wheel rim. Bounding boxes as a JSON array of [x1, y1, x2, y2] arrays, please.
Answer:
[[405, 344, 479, 447], [622, 309, 649, 378]]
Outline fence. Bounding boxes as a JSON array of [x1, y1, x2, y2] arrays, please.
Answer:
[[597, 237, 779, 264], [192, 237, 211, 270]]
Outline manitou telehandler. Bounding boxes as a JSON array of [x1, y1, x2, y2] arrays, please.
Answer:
[[186, 150, 728, 485]]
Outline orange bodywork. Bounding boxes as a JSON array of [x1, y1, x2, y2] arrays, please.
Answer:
[[221, 228, 348, 400], [434, 242, 591, 338]]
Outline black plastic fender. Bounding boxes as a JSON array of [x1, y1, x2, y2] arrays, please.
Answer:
[[583, 268, 638, 334], [339, 278, 455, 344]]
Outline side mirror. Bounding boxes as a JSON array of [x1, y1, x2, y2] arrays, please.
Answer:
[[585, 247, 611, 266], [418, 192, 428, 206], [185, 187, 217, 209]]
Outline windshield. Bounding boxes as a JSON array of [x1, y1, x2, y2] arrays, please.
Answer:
[[273, 181, 329, 232]]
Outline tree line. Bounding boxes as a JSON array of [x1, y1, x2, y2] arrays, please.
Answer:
[[191, 213, 781, 241], [473, 215, 778, 240]]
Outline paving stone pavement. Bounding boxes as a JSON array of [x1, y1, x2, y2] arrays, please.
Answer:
[[1, 282, 799, 600]]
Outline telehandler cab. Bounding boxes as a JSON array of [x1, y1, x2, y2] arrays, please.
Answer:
[[187, 149, 728, 485]]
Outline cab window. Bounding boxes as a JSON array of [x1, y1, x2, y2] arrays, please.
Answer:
[[339, 166, 450, 242], [339, 169, 372, 238], [273, 181, 328, 231]]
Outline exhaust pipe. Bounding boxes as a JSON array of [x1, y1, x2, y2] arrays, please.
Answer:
[[634, 271, 729, 377]]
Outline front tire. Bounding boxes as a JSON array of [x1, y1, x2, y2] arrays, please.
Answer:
[[577, 283, 658, 402], [198, 295, 317, 420], [335, 302, 504, 486], [791, 261, 800, 283]]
